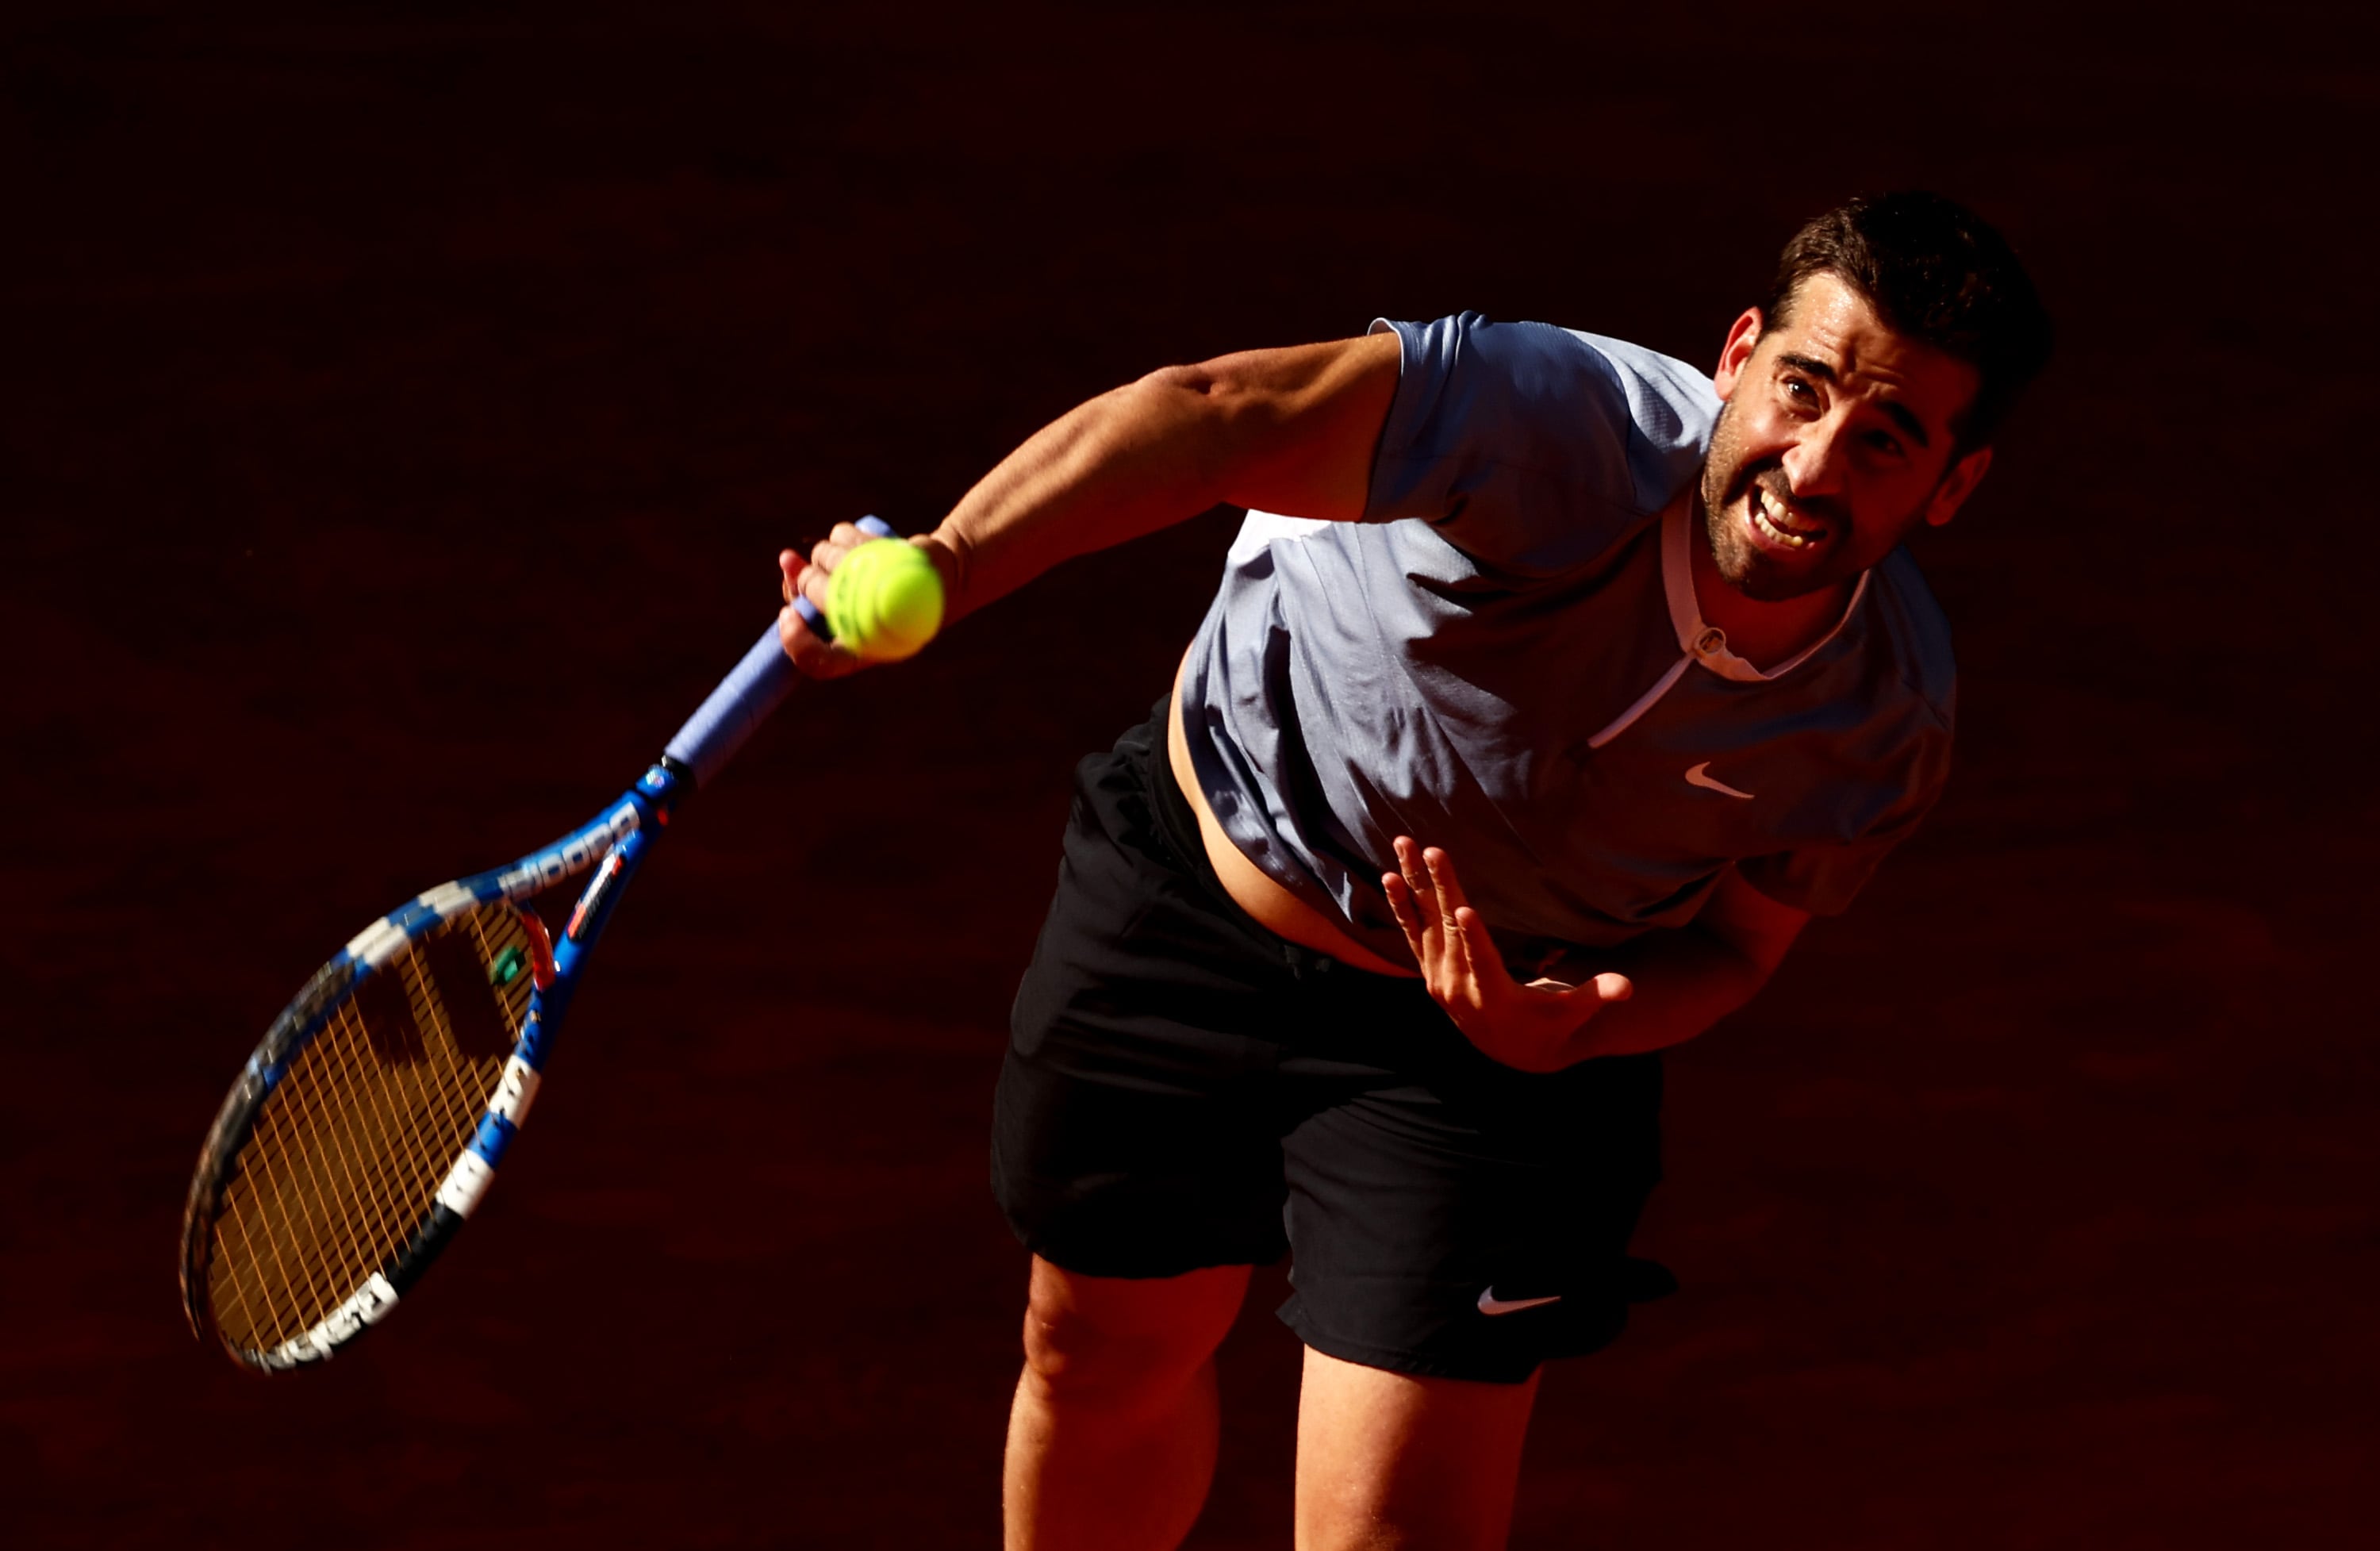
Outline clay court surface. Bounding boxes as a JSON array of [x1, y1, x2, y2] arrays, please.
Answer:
[[5, 4, 2374, 1545]]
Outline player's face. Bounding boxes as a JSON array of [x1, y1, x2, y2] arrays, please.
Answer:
[[1700, 272, 1992, 602]]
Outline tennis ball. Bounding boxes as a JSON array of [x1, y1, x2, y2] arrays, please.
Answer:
[[824, 537, 946, 662]]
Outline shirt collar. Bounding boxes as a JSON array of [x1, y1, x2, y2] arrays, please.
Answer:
[[1660, 495, 1868, 683]]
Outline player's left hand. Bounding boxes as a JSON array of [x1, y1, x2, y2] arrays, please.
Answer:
[[1383, 835, 1633, 1073]]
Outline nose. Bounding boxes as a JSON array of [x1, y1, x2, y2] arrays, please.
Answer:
[[1780, 417, 1852, 501]]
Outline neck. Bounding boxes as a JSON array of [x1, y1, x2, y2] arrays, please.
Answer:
[[1688, 499, 1855, 671]]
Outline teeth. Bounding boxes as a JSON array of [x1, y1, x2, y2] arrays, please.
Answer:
[[1752, 487, 1821, 549]]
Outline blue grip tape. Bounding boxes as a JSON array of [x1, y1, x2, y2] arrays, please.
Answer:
[[662, 516, 896, 787], [662, 627, 798, 787]]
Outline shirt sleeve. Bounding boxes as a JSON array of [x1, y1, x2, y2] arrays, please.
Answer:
[[1364, 313, 1709, 574]]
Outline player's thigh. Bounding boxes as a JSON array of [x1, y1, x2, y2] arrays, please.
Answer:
[[1020, 1255, 1252, 1396], [1294, 1346, 1539, 1551]]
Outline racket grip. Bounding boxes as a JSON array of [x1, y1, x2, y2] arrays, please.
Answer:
[[663, 627, 798, 787], [662, 516, 896, 787]]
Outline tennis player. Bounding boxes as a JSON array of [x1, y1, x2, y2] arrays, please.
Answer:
[[781, 191, 2051, 1551]]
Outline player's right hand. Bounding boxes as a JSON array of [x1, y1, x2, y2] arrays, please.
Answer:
[[777, 522, 873, 680], [777, 521, 961, 679]]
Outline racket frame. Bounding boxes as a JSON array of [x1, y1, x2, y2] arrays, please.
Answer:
[[183, 515, 890, 1372], [180, 762, 685, 1370]]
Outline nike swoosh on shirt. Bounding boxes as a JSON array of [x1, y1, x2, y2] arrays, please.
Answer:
[[1476, 1288, 1563, 1317], [1684, 762, 1755, 800]]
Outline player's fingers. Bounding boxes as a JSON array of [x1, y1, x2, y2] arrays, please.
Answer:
[[777, 573, 865, 678], [778, 601, 827, 666], [1422, 847, 1471, 930], [1393, 836, 1435, 916], [777, 546, 856, 676], [1383, 871, 1427, 952], [800, 560, 833, 617], [1385, 866, 1445, 959], [779, 605, 862, 679], [1449, 904, 1493, 992], [1530, 969, 1633, 1006], [810, 520, 876, 570], [810, 534, 856, 574]]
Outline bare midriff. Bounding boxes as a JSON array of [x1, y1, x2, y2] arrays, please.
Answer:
[[1167, 652, 1418, 979]]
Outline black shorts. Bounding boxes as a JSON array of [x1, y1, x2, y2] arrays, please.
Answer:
[[992, 699, 1672, 1384]]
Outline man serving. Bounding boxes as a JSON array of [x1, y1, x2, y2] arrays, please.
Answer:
[[780, 191, 2052, 1551]]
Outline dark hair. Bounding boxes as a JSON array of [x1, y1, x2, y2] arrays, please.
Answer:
[[1764, 191, 2053, 451]]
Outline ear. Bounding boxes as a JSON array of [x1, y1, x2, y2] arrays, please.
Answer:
[[1711, 307, 1765, 401], [1923, 446, 1994, 528]]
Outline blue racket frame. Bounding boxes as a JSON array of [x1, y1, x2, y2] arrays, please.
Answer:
[[181, 519, 890, 1370]]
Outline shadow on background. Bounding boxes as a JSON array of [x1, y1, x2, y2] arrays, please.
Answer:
[[4, 2, 2373, 1545]]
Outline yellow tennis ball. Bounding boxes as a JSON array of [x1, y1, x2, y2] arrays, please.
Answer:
[[824, 537, 945, 662]]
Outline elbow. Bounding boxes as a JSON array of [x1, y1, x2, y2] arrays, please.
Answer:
[[1137, 361, 1221, 398], [1119, 361, 1254, 492], [1134, 360, 1258, 429], [1123, 362, 1241, 440], [1139, 351, 1293, 413]]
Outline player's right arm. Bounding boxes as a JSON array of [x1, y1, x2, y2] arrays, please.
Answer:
[[780, 331, 1401, 675]]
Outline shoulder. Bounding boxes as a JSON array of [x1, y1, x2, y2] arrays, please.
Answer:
[[1379, 315, 1715, 430], [1863, 547, 1957, 730], [1549, 328, 1722, 458], [1372, 313, 1719, 519]]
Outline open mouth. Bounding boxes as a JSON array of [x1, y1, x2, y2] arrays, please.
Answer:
[[1745, 483, 1829, 554]]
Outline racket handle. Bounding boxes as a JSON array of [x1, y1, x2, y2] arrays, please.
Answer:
[[662, 516, 896, 787], [663, 628, 797, 787]]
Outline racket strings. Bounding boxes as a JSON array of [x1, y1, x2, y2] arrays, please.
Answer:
[[217, 933, 520, 1349], [263, 998, 427, 1317], [209, 904, 535, 1355], [219, 996, 451, 1350]]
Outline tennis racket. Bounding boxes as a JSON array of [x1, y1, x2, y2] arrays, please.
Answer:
[[180, 516, 896, 1372]]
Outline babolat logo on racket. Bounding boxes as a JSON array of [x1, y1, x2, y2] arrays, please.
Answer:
[[258, 1273, 401, 1370], [497, 803, 641, 898]]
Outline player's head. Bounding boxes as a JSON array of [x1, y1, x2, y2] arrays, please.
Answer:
[[1699, 191, 2052, 602]]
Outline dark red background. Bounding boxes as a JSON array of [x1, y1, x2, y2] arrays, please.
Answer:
[[6, 3, 2374, 1545]]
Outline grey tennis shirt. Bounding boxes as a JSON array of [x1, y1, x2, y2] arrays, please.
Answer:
[[1177, 312, 1955, 972]]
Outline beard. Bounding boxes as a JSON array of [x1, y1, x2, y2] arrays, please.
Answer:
[[1697, 396, 1877, 604]]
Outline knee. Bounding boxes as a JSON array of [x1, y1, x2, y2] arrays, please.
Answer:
[[1019, 1297, 1205, 1414], [1017, 1261, 1243, 1415]]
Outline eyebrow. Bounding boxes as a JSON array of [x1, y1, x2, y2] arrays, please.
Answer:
[[1775, 351, 1931, 448]]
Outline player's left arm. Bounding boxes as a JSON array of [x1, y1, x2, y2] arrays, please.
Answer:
[[1560, 866, 1809, 1059], [1384, 839, 1807, 1074]]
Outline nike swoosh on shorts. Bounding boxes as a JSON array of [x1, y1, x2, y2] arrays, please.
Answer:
[[1684, 762, 1755, 800], [1476, 1288, 1563, 1316]]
